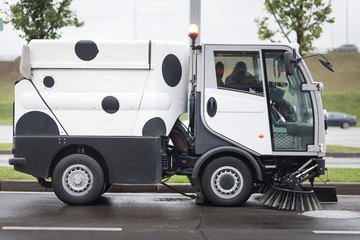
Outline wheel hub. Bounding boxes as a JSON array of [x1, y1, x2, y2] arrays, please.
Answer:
[[62, 164, 94, 196], [73, 174, 84, 185], [210, 166, 244, 199], [219, 174, 235, 190]]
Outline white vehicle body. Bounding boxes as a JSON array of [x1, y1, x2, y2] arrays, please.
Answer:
[[10, 39, 329, 207], [16, 40, 189, 137]]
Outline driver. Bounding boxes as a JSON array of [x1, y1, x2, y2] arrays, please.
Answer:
[[225, 61, 256, 91], [270, 84, 297, 122]]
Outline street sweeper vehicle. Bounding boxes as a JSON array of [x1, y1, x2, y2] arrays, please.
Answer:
[[10, 26, 336, 211]]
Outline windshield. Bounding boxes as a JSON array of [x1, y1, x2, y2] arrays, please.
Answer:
[[264, 51, 314, 151]]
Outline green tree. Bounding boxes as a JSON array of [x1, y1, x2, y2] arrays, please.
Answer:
[[1, 0, 84, 43], [255, 0, 334, 55]]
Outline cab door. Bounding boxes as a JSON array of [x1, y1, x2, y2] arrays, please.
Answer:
[[263, 50, 316, 154], [201, 45, 272, 155]]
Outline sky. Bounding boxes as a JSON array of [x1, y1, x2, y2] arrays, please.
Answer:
[[0, 0, 359, 58]]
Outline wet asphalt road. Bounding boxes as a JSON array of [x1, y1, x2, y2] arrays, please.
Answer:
[[326, 127, 360, 148], [1, 192, 360, 240]]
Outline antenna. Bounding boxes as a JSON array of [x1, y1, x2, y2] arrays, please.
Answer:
[[267, 1, 291, 43]]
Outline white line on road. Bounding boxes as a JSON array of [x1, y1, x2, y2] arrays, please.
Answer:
[[1, 226, 123, 232], [313, 230, 360, 235]]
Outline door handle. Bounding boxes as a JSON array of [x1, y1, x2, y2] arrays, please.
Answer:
[[207, 97, 217, 117]]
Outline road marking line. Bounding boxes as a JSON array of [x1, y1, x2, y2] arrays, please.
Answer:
[[313, 230, 360, 235], [1, 226, 122, 232]]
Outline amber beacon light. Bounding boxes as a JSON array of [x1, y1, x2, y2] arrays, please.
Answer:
[[188, 24, 199, 48]]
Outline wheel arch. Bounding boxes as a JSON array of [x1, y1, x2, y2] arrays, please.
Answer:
[[192, 146, 263, 181], [47, 144, 109, 183]]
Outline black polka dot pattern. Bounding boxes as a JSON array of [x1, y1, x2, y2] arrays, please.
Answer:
[[102, 96, 120, 114], [43, 76, 55, 88], [142, 117, 166, 137], [16, 111, 59, 135], [75, 40, 99, 61], [162, 54, 182, 87]]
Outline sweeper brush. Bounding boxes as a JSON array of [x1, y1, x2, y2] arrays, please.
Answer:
[[259, 158, 331, 211], [259, 186, 322, 211]]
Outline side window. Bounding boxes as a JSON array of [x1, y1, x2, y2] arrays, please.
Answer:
[[214, 51, 263, 95]]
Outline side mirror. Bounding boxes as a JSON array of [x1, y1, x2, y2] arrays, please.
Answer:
[[284, 51, 295, 75], [319, 58, 334, 72], [302, 53, 335, 73]]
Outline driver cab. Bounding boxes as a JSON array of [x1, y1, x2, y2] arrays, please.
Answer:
[[200, 44, 323, 155]]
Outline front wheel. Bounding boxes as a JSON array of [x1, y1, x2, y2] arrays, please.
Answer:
[[201, 157, 253, 206], [52, 154, 105, 205]]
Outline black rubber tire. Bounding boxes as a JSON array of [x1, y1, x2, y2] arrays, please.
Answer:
[[201, 157, 253, 207], [341, 121, 350, 129], [103, 183, 113, 194], [52, 154, 105, 205]]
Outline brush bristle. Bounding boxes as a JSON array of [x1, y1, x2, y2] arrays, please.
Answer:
[[259, 186, 323, 211]]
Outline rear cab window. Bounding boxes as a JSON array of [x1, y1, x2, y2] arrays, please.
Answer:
[[214, 51, 263, 95]]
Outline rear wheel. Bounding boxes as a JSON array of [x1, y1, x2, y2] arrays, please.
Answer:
[[341, 121, 350, 129], [52, 154, 105, 205], [103, 183, 113, 194], [201, 157, 253, 206]]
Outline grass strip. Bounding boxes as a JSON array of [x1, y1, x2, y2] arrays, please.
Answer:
[[0, 143, 12, 150], [162, 175, 190, 183], [0, 101, 13, 125], [0, 167, 36, 180], [321, 168, 360, 183], [327, 145, 360, 152]]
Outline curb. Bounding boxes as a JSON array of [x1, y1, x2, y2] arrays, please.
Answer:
[[1, 180, 359, 195], [0, 180, 195, 194], [301, 182, 360, 195], [0, 149, 11, 154]]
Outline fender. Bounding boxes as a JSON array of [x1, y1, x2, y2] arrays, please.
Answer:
[[192, 146, 263, 181]]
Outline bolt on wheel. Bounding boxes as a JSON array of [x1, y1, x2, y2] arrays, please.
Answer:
[[201, 157, 253, 206], [52, 154, 105, 205], [210, 166, 244, 199], [62, 164, 94, 197]]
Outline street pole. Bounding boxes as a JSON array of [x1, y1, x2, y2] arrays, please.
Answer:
[[346, 0, 349, 44], [190, 0, 201, 45], [133, 0, 137, 40]]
